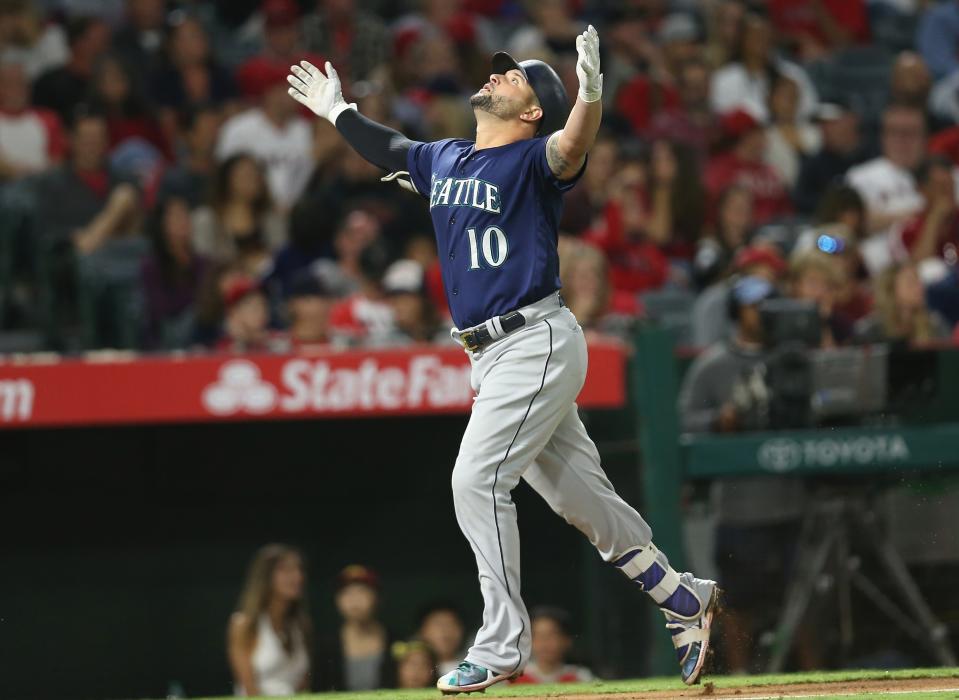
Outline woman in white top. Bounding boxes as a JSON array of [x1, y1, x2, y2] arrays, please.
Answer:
[[765, 73, 821, 188], [228, 544, 311, 696]]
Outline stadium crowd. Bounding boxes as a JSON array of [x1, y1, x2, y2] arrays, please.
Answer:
[[2, 0, 959, 354]]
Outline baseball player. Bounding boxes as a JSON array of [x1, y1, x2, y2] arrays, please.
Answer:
[[287, 25, 719, 694]]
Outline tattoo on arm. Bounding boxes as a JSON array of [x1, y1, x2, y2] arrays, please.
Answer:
[[547, 133, 571, 177]]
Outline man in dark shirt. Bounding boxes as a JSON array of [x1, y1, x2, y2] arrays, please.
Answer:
[[794, 101, 869, 214]]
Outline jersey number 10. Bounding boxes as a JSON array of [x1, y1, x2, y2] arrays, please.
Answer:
[[466, 226, 509, 270]]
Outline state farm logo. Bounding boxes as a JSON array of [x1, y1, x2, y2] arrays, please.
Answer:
[[202, 356, 472, 417], [0, 379, 34, 422], [203, 361, 278, 415]]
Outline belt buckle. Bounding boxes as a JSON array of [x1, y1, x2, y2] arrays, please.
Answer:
[[461, 330, 480, 352]]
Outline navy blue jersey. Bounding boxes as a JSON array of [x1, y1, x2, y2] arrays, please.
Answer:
[[407, 136, 584, 329]]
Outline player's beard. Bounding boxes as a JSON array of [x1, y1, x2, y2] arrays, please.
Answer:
[[469, 92, 521, 120]]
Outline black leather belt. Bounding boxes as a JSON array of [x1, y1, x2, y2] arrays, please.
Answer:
[[460, 311, 527, 352]]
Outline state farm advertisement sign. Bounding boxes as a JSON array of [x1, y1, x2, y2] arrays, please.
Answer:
[[0, 343, 626, 428]]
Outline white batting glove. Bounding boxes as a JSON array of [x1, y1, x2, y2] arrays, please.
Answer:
[[575, 25, 603, 103], [287, 60, 356, 124]]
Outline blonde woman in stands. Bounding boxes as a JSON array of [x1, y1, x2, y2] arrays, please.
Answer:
[[228, 544, 311, 696]]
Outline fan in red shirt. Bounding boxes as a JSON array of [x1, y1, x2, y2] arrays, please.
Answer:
[[768, 0, 869, 61], [897, 155, 959, 263], [706, 109, 793, 227], [583, 157, 670, 295]]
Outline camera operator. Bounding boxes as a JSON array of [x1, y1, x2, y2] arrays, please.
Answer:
[[679, 276, 814, 672]]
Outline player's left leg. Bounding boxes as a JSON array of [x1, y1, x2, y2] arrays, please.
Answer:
[[523, 393, 718, 684]]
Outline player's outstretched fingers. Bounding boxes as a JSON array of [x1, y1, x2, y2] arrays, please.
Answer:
[[288, 87, 308, 105], [300, 60, 322, 79], [287, 74, 309, 94], [290, 64, 312, 84], [324, 61, 340, 84]]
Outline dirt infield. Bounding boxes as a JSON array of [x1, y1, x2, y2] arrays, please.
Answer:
[[489, 677, 959, 700]]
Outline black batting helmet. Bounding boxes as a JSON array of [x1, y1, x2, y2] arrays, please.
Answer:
[[490, 51, 570, 135]]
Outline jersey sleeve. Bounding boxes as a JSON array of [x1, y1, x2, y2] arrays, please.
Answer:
[[530, 136, 587, 193], [406, 140, 447, 197]]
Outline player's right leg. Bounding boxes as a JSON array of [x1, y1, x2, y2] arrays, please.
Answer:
[[523, 404, 719, 685]]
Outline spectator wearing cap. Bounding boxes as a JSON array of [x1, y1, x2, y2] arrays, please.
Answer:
[[192, 153, 286, 277], [32, 15, 111, 124], [236, 0, 324, 101], [392, 640, 437, 689], [156, 103, 222, 207], [376, 259, 447, 345], [140, 194, 209, 349], [150, 14, 238, 120], [328, 241, 395, 344], [215, 58, 313, 210], [0, 60, 66, 181], [845, 103, 926, 273], [278, 269, 334, 351], [794, 100, 867, 215], [228, 544, 311, 697], [216, 275, 282, 352], [764, 72, 821, 190], [315, 565, 395, 691], [512, 607, 594, 685], [300, 0, 388, 83], [706, 108, 792, 227], [613, 13, 699, 137], [767, 0, 869, 62], [416, 601, 467, 677], [680, 274, 812, 674], [709, 12, 819, 123], [0, 0, 68, 81], [691, 243, 787, 348]]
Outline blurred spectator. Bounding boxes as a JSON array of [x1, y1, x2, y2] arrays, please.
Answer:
[[767, 0, 869, 61], [846, 103, 926, 273], [301, 0, 388, 83], [679, 275, 811, 674], [216, 275, 281, 352], [788, 248, 849, 346], [855, 262, 948, 344], [236, 0, 321, 101], [703, 0, 746, 70], [416, 601, 466, 677], [32, 15, 110, 124], [644, 57, 715, 158], [583, 155, 670, 295], [693, 185, 754, 290], [111, 0, 167, 79], [193, 153, 286, 275], [314, 209, 381, 297], [88, 53, 171, 160], [691, 243, 787, 349], [706, 109, 792, 226], [794, 101, 867, 215], [764, 72, 821, 189], [0, 60, 65, 180], [378, 259, 446, 345], [157, 103, 221, 206], [917, 0, 959, 80], [216, 63, 312, 210], [512, 607, 594, 685], [392, 640, 437, 689], [709, 12, 818, 122], [140, 194, 209, 349], [559, 134, 618, 235], [227, 544, 311, 697], [151, 12, 237, 117], [278, 267, 333, 351], [643, 139, 705, 258], [889, 52, 932, 113], [0, 0, 68, 80], [559, 240, 639, 339], [329, 241, 394, 344], [316, 564, 395, 691], [507, 0, 580, 58], [895, 156, 959, 265]]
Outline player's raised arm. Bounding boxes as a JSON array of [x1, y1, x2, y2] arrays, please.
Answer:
[[287, 60, 414, 176], [546, 25, 603, 180]]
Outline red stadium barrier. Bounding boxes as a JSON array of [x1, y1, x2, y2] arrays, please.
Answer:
[[0, 341, 627, 428]]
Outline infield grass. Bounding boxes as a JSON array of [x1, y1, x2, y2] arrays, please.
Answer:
[[195, 667, 959, 700]]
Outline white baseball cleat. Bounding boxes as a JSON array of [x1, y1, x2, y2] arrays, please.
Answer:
[[437, 660, 516, 694], [665, 579, 721, 685]]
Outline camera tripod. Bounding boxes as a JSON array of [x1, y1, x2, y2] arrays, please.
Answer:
[[766, 486, 957, 672]]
